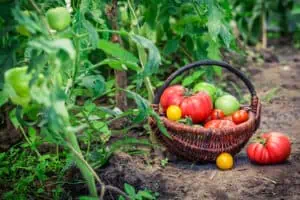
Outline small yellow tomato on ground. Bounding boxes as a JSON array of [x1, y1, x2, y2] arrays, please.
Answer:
[[216, 152, 234, 170], [166, 105, 182, 121]]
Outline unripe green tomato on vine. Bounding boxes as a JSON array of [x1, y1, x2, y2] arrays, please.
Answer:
[[4, 66, 32, 107], [46, 7, 71, 31], [16, 10, 31, 37]]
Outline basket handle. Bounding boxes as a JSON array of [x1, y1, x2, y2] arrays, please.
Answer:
[[153, 60, 259, 114]]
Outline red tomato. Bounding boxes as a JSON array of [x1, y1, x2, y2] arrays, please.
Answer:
[[204, 120, 235, 129], [180, 92, 213, 123], [211, 109, 225, 120], [247, 132, 291, 164], [232, 110, 249, 124], [160, 85, 185, 111]]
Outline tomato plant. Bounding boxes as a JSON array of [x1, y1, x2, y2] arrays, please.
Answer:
[[247, 132, 291, 165]]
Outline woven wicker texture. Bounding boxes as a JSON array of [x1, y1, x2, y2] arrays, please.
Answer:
[[150, 60, 261, 162]]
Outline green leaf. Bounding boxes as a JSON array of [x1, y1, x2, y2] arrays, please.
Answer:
[[163, 39, 179, 55], [108, 138, 152, 156], [137, 191, 156, 199], [182, 70, 205, 87], [12, 7, 43, 35], [79, 75, 106, 96], [207, 4, 232, 47], [96, 59, 140, 71], [29, 39, 76, 60], [292, 5, 300, 15], [220, 25, 232, 48], [150, 111, 171, 139], [124, 183, 136, 197], [125, 90, 149, 123], [83, 19, 99, 49], [98, 40, 139, 63], [118, 196, 126, 200], [130, 34, 161, 77], [79, 196, 99, 200], [207, 5, 221, 42], [0, 91, 8, 107]]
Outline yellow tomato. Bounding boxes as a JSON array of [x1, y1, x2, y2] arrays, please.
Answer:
[[216, 152, 234, 170], [166, 105, 182, 121]]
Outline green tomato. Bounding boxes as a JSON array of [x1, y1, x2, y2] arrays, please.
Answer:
[[46, 7, 71, 31], [193, 82, 217, 101], [16, 25, 31, 37], [215, 95, 240, 115], [16, 11, 31, 37], [4, 66, 32, 107]]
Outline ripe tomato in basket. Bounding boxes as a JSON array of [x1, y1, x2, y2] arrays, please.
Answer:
[[204, 120, 235, 129], [247, 132, 291, 165], [232, 110, 249, 124], [211, 109, 225, 120], [180, 92, 213, 123], [160, 85, 185, 111], [160, 85, 213, 123]]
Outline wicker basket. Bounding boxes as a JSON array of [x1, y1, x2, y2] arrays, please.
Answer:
[[149, 60, 261, 162]]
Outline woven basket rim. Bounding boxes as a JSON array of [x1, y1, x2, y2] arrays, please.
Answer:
[[153, 111, 256, 136]]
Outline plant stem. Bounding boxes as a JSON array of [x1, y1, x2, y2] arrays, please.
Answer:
[[127, 0, 140, 29], [127, 0, 154, 102], [261, 3, 267, 49], [65, 130, 98, 197], [68, 36, 81, 96], [180, 44, 193, 62], [28, 0, 53, 37], [19, 126, 41, 157]]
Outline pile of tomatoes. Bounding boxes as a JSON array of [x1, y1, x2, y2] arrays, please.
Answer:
[[160, 82, 249, 128], [160, 82, 292, 169]]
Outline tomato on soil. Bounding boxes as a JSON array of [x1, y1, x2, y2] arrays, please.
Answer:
[[216, 153, 234, 170], [247, 132, 291, 165]]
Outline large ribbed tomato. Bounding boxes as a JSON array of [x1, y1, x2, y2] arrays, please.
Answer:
[[160, 85, 213, 123], [180, 91, 213, 123], [247, 132, 291, 165], [160, 85, 185, 111], [204, 119, 235, 129]]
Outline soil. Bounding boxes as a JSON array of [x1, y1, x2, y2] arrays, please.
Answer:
[[94, 42, 300, 200]]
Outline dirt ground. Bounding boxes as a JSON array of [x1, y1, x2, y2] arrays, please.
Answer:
[[95, 42, 300, 200]]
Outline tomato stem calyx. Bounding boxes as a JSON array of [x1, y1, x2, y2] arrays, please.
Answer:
[[252, 136, 266, 145]]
